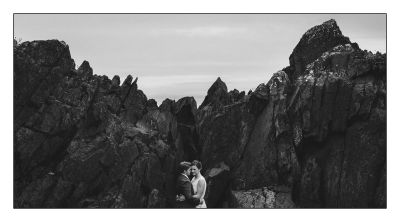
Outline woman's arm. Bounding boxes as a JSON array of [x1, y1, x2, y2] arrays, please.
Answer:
[[193, 179, 206, 199]]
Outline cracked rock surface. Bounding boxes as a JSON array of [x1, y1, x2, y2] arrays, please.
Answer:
[[14, 19, 386, 208]]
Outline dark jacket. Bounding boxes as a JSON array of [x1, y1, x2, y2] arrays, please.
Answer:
[[175, 174, 200, 208]]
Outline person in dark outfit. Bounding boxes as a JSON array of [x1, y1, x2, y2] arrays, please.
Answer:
[[175, 161, 201, 208]]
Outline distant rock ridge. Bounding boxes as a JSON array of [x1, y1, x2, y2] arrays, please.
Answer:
[[14, 19, 386, 208], [199, 76, 246, 110]]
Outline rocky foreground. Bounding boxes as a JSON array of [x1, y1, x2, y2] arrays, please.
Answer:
[[14, 19, 386, 208]]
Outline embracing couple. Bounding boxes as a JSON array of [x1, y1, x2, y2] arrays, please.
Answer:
[[175, 160, 207, 208]]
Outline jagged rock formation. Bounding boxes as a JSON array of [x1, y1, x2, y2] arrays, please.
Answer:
[[196, 19, 386, 208], [289, 43, 386, 208], [288, 19, 353, 79], [14, 19, 386, 208], [14, 40, 198, 208]]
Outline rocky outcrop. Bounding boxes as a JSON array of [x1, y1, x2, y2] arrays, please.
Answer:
[[198, 77, 230, 110], [288, 19, 353, 80], [289, 43, 386, 208], [196, 19, 386, 208], [14, 19, 386, 208], [196, 71, 301, 207], [14, 40, 188, 208]]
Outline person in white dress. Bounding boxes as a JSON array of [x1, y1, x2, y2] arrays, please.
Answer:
[[190, 160, 207, 208]]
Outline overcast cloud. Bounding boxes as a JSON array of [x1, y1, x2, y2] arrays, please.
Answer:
[[14, 14, 386, 105]]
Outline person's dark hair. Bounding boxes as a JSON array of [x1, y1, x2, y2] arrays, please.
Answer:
[[178, 161, 191, 173], [191, 160, 202, 170]]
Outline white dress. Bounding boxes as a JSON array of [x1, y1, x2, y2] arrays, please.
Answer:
[[191, 175, 207, 208]]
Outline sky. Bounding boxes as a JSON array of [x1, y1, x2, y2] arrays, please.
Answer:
[[14, 14, 386, 106]]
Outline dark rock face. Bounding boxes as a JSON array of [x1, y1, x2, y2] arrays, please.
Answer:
[[196, 71, 301, 207], [195, 20, 385, 208], [14, 19, 386, 208], [14, 41, 181, 208], [14, 40, 76, 130], [289, 19, 352, 79], [289, 43, 386, 208]]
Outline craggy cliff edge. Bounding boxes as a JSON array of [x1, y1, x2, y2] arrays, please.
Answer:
[[14, 19, 386, 208]]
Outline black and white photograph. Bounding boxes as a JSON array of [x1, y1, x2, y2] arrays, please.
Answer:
[[12, 13, 387, 210]]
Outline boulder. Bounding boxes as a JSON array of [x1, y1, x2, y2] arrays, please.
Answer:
[[231, 186, 295, 208]]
